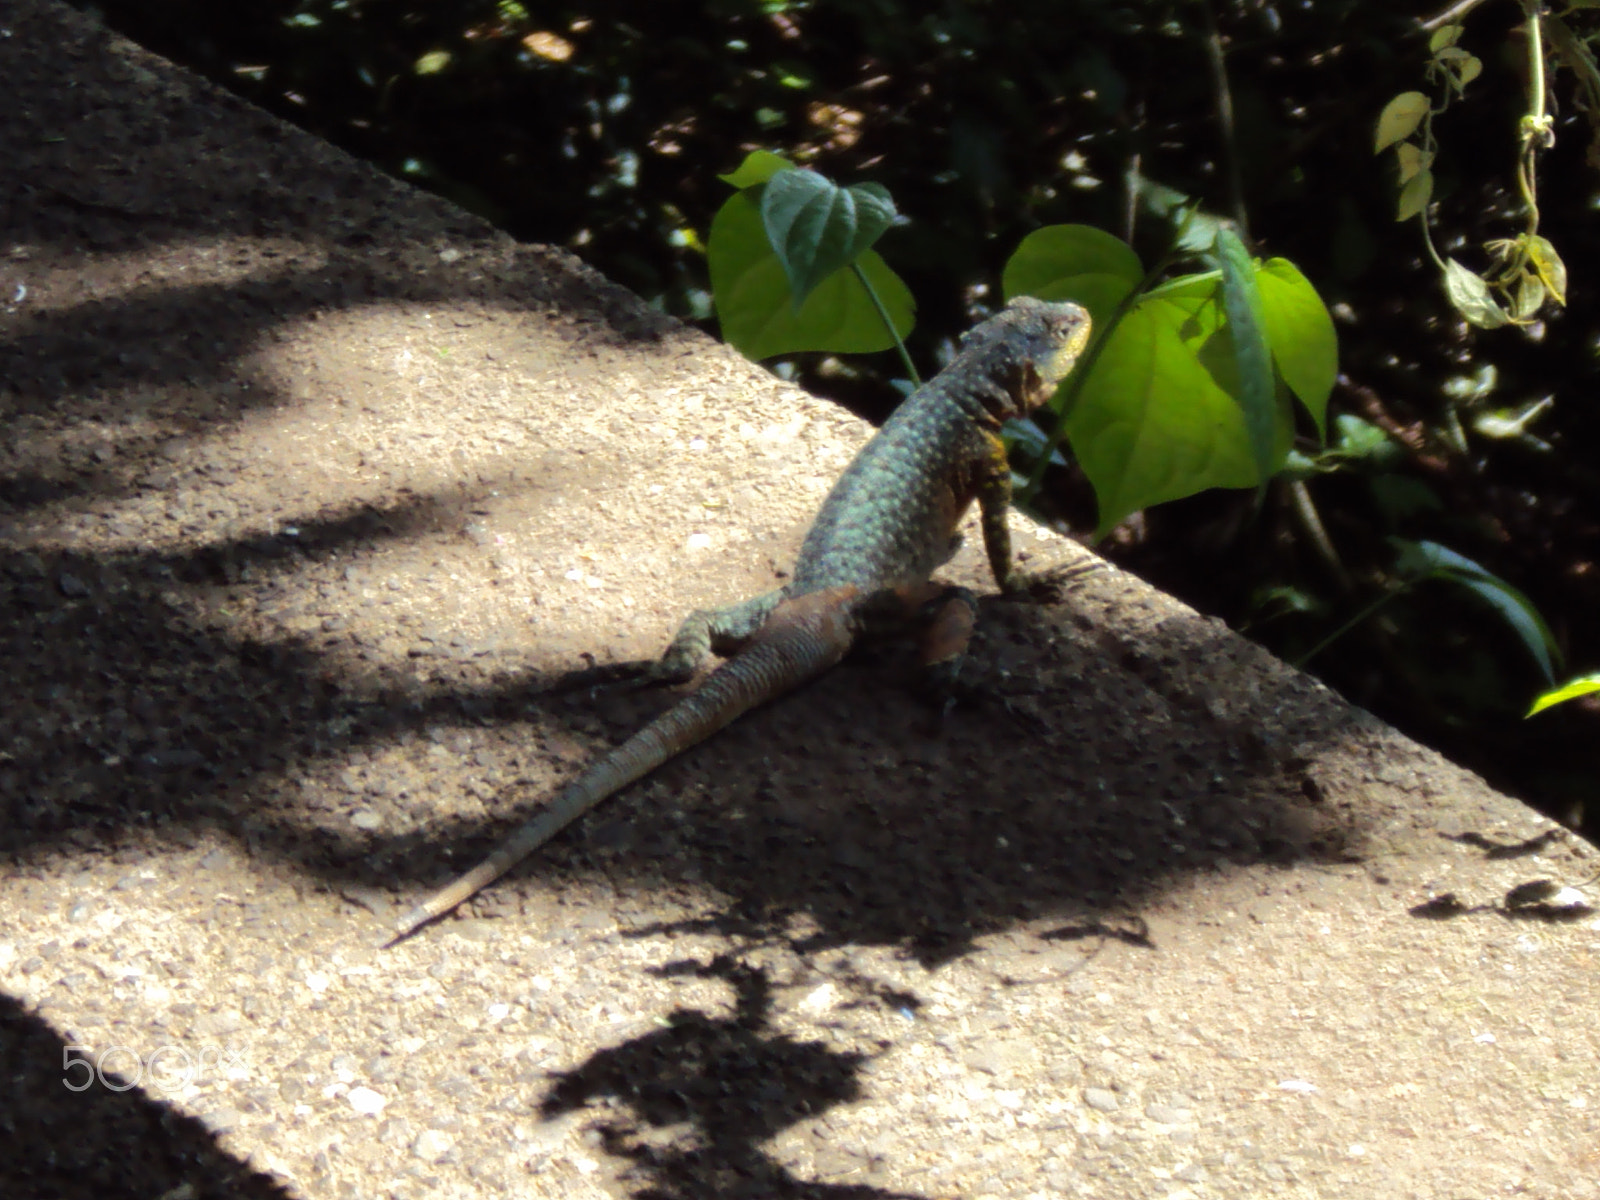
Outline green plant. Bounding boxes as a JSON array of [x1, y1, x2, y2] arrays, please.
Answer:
[[706, 153, 1337, 537], [1295, 537, 1561, 688], [1373, 3, 1600, 328], [1528, 673, 1600, 716]]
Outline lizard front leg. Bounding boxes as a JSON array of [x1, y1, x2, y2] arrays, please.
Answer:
[[975, 430, 1031, 595], [977, 433, 1099, 601]]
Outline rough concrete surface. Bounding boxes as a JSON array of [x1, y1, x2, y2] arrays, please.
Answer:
[[1, 2, 1597, 1198]]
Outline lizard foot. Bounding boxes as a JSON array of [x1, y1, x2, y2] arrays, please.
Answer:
[[1003, 559, 1104, 604]]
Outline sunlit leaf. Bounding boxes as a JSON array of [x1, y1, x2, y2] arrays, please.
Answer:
[[1001, 224, 1144, 332], [1066, 305, 1259, 536], [1429, 24, 1463, 52], [1527, 235, 1568, 304], [1443, 258, 1510, 328], [718, 149, 794, 189], [708, 190, 913, 358], [1511, 272, 1546, 321], [1527, 673, 1600, 716], [760, 168, 897, 308], [1131, 175, 1227, 255], [1334, 413, 1396, 462], [522, 31, 574, 61], [1375, 92, 1430, 153], [1256, 258, 1336, 438], [1391, 539, 1560, 683], [1472, 396, 1553, 440], [1456, 54, 1483, 88], [415, 50, 452, 75]]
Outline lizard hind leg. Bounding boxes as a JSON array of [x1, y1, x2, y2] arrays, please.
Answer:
[[650, 588, 787, 683], [911, 584, 981, 699]]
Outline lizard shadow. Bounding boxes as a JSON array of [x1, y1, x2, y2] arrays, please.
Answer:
[[531, 591, 1353, 969]]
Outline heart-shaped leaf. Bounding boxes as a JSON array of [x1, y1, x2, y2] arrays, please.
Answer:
[[718, 149, 793, 190], [760, 168, 897, 309], [1001, 223, 1144, 332], [1443, 259, 1509, 328], [709, 189, 913, 359], [1375, 92, 1430, 153], [1256, 258, 1336, 439], [1065, 304, 1259, 536]]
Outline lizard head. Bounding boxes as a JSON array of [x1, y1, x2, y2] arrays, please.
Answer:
[[1001, 296, 1093, 413], [952, 296, 1092, 422]]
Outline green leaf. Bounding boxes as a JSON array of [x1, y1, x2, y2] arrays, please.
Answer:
[[1215, 230, 1278, 486], [1528, 672, 1600, 716], [759, 169, 897, 309], [1429, 24, 1463, 52], [1510, 273, 1546, 322], [1396, 169, 1434, 221], [1391, 539, 1560, 683], [1334, 413, 1399, 463], [1131, 176, 1228, 255], [1001, 224, 1144, 333], [1375, 92, 1430, 153], [718, 149, 793, 189], [1443, 258, 1510, 328], [415, 49, 452, 74], [708, 189, 913, 359], [1527, 235, 1567, 304], [1256, 259, 1336, 438], [1394, 142, 1432, 185], [1066, 304, 1258, 536], [1367, 475, 1442, 523]]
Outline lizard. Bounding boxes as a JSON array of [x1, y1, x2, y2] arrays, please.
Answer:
[[387, 295, 1092, 944]]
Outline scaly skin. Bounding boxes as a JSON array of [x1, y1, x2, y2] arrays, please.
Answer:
[[389, 295, 1090, 943]]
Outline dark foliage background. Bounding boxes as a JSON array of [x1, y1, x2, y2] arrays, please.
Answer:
[[74, 0, 1600, 838]]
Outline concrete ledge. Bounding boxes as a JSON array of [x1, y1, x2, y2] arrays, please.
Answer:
[[2, 3, 1596, 1197]]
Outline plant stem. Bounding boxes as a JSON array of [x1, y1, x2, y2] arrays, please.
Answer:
[[1287, 478, 1353, 592], [1516, 0, 1548, 231], [1199, 0, 1249, 239], [1291, 587, 1406, 669], [1523, 0, 1547, 131], [1419, 0, 1494, 32], [850, 261, 920, 387]]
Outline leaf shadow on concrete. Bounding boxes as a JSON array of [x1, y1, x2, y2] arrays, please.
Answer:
[[539, 955, 915, 1200]]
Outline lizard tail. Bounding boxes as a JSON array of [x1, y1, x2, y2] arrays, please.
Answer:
[[387, 586, 857, 943]]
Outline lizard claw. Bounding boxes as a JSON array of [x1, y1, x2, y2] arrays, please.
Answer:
[[1003, 559, 1103, 604]]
